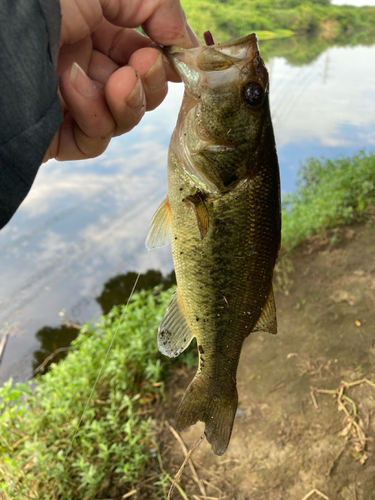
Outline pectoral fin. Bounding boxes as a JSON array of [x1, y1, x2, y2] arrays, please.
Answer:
[[185, 192, 209, 239], [158, 290, 194, 357], [145, 196, 172, 249], [253, 286, 277, 335]]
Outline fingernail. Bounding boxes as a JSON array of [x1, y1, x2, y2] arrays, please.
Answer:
[[144, 53, 166, 90], [70, 62, 98, 98], [126, 73, 144, 108], [186, 23, 200, 48]]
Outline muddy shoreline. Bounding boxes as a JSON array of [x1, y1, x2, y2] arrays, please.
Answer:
[[153, 222, 375, 500]]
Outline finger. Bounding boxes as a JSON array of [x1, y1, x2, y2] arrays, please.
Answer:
[[128, 48, 168, 111], [92, 19, 152, 66], [92, 20, 180, 83], [105, 66, 146, 136], [58, 63, 115, 159], [100, 0, 200, 48], [87, 49, 119, 86], [142, 7, 200, 48], [57, 35, 93, 75], [59, 0, 102, 45]]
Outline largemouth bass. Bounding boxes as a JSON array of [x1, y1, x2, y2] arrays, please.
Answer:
[[146, 33, 281, 455]]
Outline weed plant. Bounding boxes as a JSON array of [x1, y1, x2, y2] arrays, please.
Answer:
[[0, 287, 196, 500], [182, 0, 375, 47], [282, 151, 375, 251]]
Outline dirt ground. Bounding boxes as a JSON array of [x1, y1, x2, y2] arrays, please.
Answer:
[[153, 222, 375, 500]]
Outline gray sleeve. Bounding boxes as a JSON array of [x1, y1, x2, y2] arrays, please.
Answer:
[[0, 0, 63, 229]]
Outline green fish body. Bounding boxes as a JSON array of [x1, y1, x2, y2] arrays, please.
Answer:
[[146, 34, 281, 455]]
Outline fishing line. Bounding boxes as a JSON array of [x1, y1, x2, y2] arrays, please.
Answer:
[[67, 250, 150, 454]]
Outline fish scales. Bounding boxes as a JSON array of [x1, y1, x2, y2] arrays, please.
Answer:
[[146, 33, 281, 455]]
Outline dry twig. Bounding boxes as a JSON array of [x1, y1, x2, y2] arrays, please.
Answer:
[[166, 423, 206, 500], [301, 489, 329, 500], [326, 441, 348, 477], [311, 378, 375, 475], [33, 346, 71, 375], [310, 387, 318, 410], [193, 496, 219, 500], [121, 490, 137, 498], [0, 333, 8, 362], [166, 421, 206, 498], [202, 479, 223, 495]]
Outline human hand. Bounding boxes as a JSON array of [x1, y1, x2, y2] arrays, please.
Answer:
[[43, 0, 199, 162]]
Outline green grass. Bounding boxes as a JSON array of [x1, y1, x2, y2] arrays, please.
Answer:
[[282, 151, 375, 251], [0, 287, 195, 500]]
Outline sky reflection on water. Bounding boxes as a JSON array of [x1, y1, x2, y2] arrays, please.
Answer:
[[270, 44, 375, 192], [0, 43, 374, 383]]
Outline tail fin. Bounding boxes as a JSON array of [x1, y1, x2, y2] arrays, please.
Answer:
[[175, 374, 238, 456]]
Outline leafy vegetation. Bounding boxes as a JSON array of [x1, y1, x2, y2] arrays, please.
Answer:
[[182, 0, 375, 43], [0, 287, 195, 499], [282, 151, 375, 251], [181, 0, 375, 65]]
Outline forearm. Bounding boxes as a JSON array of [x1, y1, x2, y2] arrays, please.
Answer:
[[0, 0, 63, 229]]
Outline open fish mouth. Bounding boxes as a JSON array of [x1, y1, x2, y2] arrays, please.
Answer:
[[165, 32, 261, 94], [166, 32, 259, 63], [164, 31, 271, 195]]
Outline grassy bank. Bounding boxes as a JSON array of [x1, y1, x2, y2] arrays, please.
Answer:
[[1, 151, 375, 498], [182, 0, 375, 43], [0, 288, 195, 499], [282, 151, 375, 251]]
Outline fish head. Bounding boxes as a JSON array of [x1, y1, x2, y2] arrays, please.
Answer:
[[166, 34, 275, 193]]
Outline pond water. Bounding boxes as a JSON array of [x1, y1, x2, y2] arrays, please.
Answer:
[[0, 36, 375, 384]]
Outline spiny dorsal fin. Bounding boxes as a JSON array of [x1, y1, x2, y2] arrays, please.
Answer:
[[158, 290, 194, 358], [145, 196, 172, 249], [253, 285, 277, 335], [185, 192, 209, 239]]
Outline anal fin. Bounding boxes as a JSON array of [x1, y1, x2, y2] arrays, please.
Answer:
[[145, 196, 172, 249], [158, 290, 194, 357], [253, 285, 277, 335]]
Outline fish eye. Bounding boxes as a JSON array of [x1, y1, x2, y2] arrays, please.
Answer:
[[243, 81, 264, 107]]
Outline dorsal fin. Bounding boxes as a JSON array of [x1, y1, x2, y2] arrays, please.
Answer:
[[253, 285, 277, 335], [158, 290, 194, 358], [145, 197, 172, 249]]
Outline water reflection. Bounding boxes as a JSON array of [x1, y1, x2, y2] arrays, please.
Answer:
[[31, 269, 176, 374], [268, 42, 375, 192], [32, 325, 79, 374], [1, 35, 375, 384], [96, 269, 176, 315], [261, 29, 375, 65]]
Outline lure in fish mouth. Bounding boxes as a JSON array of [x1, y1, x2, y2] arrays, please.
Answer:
[[147, 32, 281, 455]]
